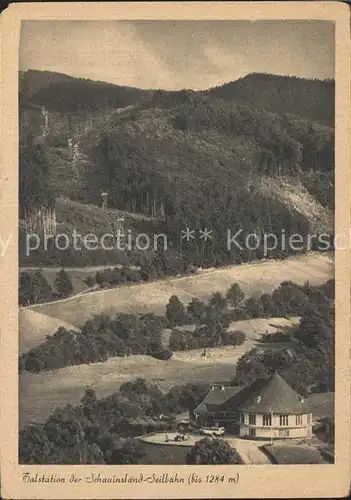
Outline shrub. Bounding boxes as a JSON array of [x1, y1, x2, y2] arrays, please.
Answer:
[[85, 275, 95, 287], [187, 298, 206, 324], [226, 283, 245, 307], [186, 437, 242, 465], [151, 347, 173, 361], [230, 330, 246, 346], [166, 295, 188, 327], [260, 331, 291, 343], [244, 296, 265, 318], [55, 269, 73, 298]]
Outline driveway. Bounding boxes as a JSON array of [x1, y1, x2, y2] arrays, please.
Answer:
[[222, 437, 272, 464], [230, 439, 272, 465], [139, 432, 273, 464]]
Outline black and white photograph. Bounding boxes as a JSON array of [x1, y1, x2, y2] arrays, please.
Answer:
[[17, 17, 338, 467], [1, 3, 350, 499]]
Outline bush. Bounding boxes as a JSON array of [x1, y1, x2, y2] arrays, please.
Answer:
[[166, 295, 188, 327], [186, 437, 242, 465], [244, 297, 265, 318], [260, 331, 291, 343], [55, 269, 73, 298], [229, 330, 246, 346], [107, 438, 145, 464], [85, 275, 95, 287], [151, 347, 173, 361], [187, 298, 206, 324], [226, 283, 245, 307]]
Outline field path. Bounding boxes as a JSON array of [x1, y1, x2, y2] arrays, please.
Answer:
[[21, 251, 333, 328]]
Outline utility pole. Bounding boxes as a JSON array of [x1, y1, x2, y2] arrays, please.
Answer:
[[101, 192, 108, 209]]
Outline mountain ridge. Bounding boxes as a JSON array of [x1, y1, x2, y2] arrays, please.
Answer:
[[20, 69, 334, 125], [19, 68, 335, 269]]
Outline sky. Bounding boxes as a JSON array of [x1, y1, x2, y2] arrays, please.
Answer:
[[19, 20, 335, 90]]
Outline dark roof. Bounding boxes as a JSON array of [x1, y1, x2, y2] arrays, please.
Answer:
[[221, 373, 310, 414], [193, 386, 244, 415]]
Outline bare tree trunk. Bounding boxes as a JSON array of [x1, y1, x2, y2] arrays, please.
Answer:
[[146, 192, 149, 216], [153, 197, 156, 218], [160, 200, 165, 221]]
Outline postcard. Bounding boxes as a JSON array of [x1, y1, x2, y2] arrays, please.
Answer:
[[0, 2, 350, 498]]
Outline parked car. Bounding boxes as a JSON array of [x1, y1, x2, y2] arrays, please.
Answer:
[[200, 426, 225, 437], [174, 433, 189, 442], [159, 414, 175, 423]]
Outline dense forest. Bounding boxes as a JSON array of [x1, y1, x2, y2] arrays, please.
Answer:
[[206, 73, 334, 126], [19, 70, 334, 269], [19, 144, 56, 217], [90, 93, 334, 266], [19, 70, 151, 111]]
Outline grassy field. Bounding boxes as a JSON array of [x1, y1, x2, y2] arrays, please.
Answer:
[[19, 251, 333, 429], [22, 251, 333, 327], [19, 355, 238, 426], [261, 444, 327, 464], [19, 316, 298, 427], [19, 309, 80, 354]]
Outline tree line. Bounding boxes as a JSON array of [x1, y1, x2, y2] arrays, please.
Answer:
[[19, 312, 172, 373], [19, 269, 73, 306], [19, 379, 210, 464], [206, 73, 334, 126], [232, 280, 335, 395], [19, 278, 334, 373]]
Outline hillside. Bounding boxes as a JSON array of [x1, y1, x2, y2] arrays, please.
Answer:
[[206, 73, 334, 126], [19, 70, 334, 271], [19, 196, 164, 267], [19, 69, 152, 111], [19, 316, 298, 426], [19, 309, 80, 354], [22, 251, 333, 327]]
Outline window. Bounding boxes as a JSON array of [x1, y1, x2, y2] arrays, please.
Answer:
[[279, 415, 289, 426], [296, 415, 302, 426], [263, 414, 272, 426], [248, 413, 256, 425], [248, 428, 256, 437], [279, 429, 289, 438]]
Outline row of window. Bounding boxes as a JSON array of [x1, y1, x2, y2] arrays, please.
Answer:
[[210, 411, 309, 426], [247, 413, 304, 426]]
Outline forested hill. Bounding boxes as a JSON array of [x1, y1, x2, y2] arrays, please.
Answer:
[[19, 70, 152, 111], [20, 70, 334, 125], [19, 70, 334, 268], [206, 73, 334, 126]]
